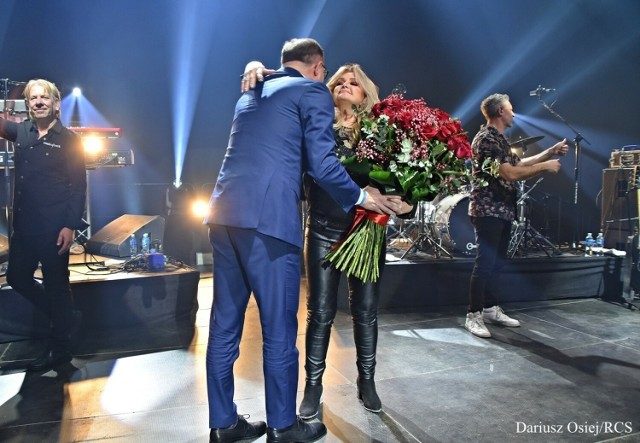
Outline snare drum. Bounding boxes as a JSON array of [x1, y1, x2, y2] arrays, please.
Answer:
[[432, 193, 477, 254]]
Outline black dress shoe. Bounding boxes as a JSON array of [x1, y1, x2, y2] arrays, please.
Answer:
[[26, 349, 72, 372], [267, 417, 327, 443], [210, 415, 267, 443], [299, 384, 323, 420], [357, 377, 382, 413]]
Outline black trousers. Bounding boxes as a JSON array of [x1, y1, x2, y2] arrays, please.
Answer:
[[468, 216, 512, 313], [6, 231, 73, 352], [303, 215, 384, 384]]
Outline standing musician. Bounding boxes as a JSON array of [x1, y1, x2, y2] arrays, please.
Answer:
[[465, 93, 568, 338], [0, 79, 86, 371]]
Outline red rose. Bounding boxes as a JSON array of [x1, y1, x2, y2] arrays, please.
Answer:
[[448, 134, 472, 159], [420, 122, 438, 140]]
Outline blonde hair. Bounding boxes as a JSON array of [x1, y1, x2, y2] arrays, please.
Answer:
[[326, 64, 379, 145], [23, 78, 62, 120], [326, 63, 379, 115]]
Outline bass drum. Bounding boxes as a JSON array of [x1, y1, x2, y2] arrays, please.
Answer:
[[432, 193, 477, 254]]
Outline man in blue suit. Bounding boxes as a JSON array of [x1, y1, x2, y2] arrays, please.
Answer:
[[205, 38, 400, 443]]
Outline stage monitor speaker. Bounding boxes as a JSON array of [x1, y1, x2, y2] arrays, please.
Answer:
[[601, 168, 638, 249], [86, 214, 165, 257]]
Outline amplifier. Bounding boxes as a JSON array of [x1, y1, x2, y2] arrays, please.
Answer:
[[85, 149, 134, 168], [610, 149, 640, 168], [601, 168, 639, 249]]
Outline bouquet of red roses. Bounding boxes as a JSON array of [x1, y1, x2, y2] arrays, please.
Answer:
[[325, 94, 498, 282]]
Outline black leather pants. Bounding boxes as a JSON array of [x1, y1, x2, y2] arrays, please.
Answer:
[[303, 214, 384, 385]]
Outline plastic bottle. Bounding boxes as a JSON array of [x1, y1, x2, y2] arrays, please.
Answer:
[[595, 232, 605, 256], [584, 232, 594, 256], [129, 234, 137, 258], [141, 233, 151, 255]]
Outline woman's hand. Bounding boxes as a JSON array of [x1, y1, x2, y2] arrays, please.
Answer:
[[397, 200, 414, 216], [241, 61, 276, 93]]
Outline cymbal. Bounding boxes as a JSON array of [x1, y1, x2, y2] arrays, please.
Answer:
[[509, 135, 544, 148]]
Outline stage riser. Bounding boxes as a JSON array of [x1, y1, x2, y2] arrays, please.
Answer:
[[0, 269, 200, 353], [336, 256, 623, 310]]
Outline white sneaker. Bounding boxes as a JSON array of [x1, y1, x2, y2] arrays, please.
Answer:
[[465, 311, 491, 338], [482, 305, 520, 327]]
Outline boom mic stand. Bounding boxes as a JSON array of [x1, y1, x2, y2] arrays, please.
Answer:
[[534, 88, 591, 250]]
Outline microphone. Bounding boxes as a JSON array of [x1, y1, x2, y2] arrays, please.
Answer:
[[529, 85, 556, 96]]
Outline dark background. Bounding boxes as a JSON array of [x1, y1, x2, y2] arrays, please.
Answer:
[[1, 0, 638, 255]]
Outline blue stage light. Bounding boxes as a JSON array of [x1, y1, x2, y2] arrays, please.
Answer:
[[169, 1, 216, 191]]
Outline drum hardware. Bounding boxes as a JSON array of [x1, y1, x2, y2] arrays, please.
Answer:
[[431, 192, 477, 256], [393, 201, 452, 259], [509, 135, 544, 159], [387, 211, 420, 245], [510, 135, 545, 147], [508, 177, 562, 258]]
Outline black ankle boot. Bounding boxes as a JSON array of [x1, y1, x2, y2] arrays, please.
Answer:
[[299, 384, 323, 420], [357, 377, 382, 413]]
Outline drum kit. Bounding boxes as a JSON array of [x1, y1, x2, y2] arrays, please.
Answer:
[[388, 135, 560, 258], [387, 189, 475, 259]]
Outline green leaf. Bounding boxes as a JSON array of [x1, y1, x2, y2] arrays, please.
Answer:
[[342, 156, 372, 176], [369, 170, 397, 187]]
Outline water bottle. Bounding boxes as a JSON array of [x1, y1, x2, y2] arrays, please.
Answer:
[[595, 232, 605, 256], [584, 232, 594, 256], [129, 234, 137, 258], [141, 233, 151, 255]]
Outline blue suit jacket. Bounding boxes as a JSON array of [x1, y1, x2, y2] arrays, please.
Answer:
[[206, 67, 360, 248]]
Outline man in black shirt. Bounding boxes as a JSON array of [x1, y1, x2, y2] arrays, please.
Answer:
[[0, 78, 86, 370]]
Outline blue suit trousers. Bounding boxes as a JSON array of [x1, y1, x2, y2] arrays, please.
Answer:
[[207, 225, 301, 429]]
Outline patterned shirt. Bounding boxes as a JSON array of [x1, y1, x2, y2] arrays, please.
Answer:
[[468, 124, 520, 221]]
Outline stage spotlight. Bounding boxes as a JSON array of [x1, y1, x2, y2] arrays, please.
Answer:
[[191, 199, 209, 218], [82, 135, 104, 155], [72, 87, 82, 97]]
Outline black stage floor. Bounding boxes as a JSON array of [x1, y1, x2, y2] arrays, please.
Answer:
[[1, 249, 639, 442]]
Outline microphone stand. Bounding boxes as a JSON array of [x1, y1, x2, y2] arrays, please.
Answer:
[[1, 79, 13, 244], [536, 93, 591, 250], [0, 79, 26, 251]]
